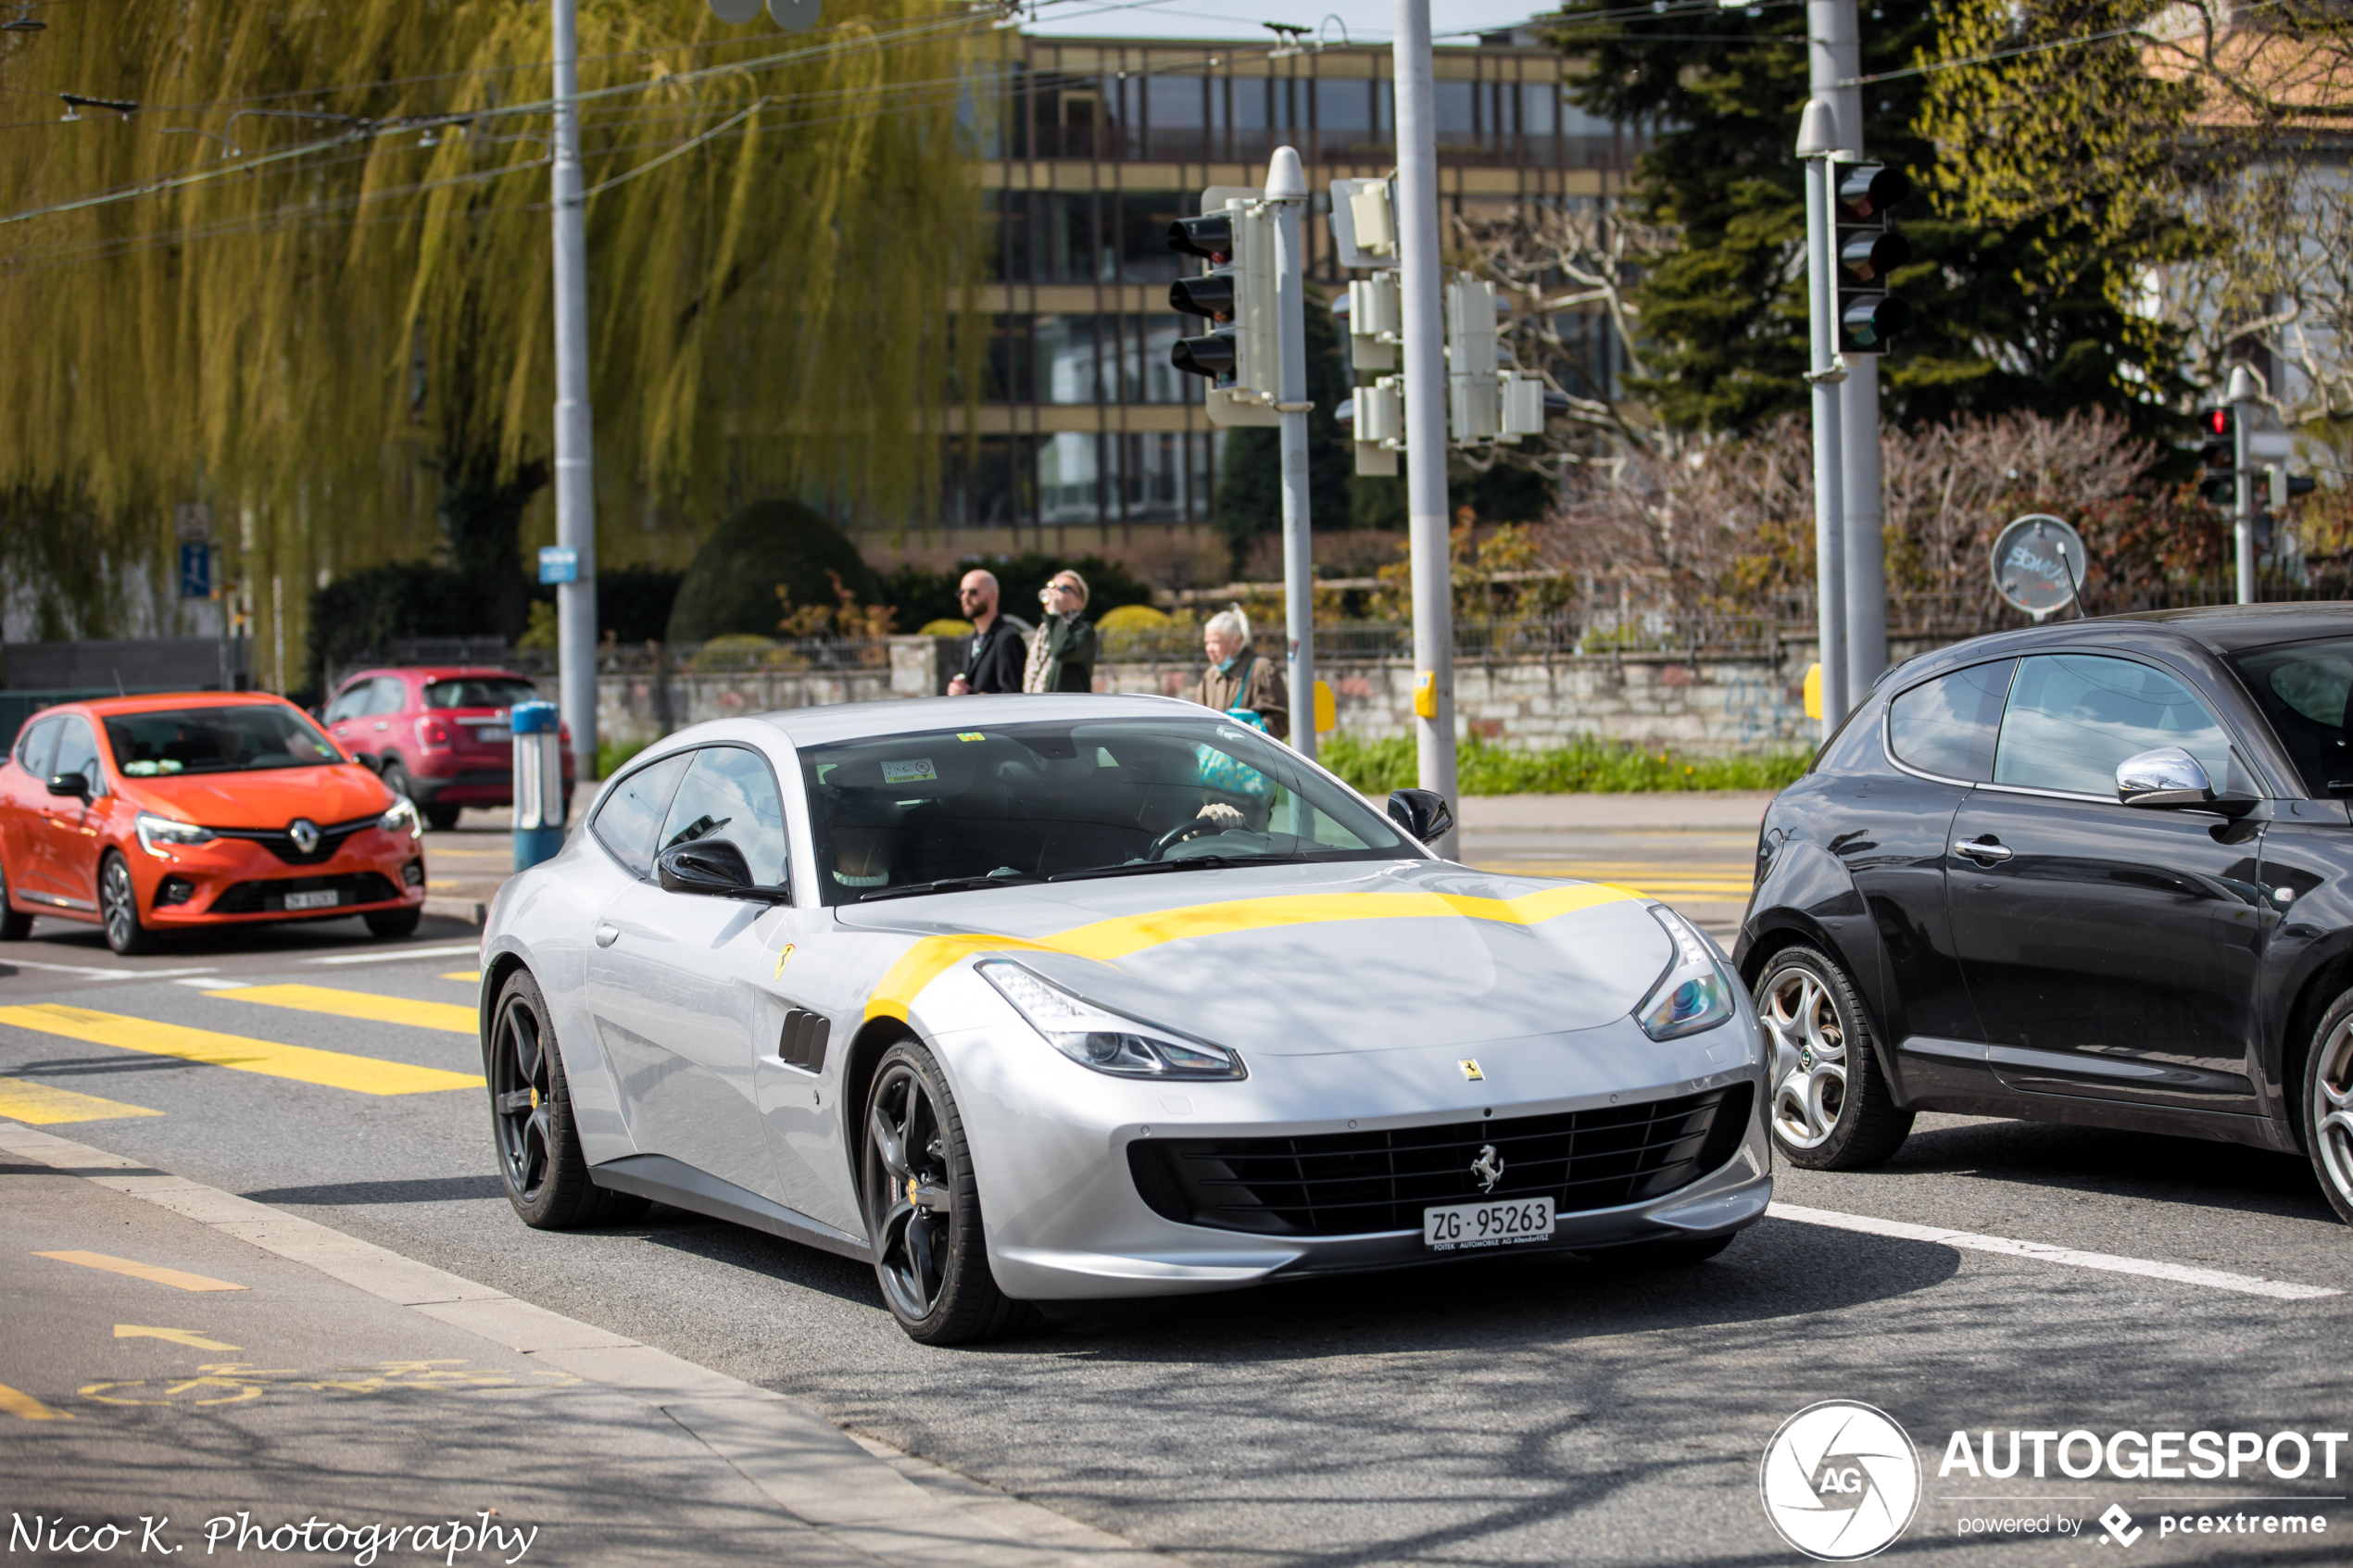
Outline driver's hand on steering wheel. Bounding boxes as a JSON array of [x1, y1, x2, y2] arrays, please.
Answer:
[[1196, 802, 1245, 828]]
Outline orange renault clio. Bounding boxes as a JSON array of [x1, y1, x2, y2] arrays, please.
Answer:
[[0, 694, 427, 954]]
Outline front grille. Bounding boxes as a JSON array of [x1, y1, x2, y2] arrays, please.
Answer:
[[1127, 1084, 1754, 1238], [209, 813, 380, 866], [209, 872, 400, 915]]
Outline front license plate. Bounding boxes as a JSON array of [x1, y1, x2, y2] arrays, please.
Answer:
[[283, 890, 341, 910], [474, 724, 510, 744], [1424, 1198, 1554, 1251]]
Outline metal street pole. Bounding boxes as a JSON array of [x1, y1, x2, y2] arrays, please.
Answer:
[[1267, 145, 1316, 765], [1391, 0, 1458, 856], [1812, 0, 1886, 699], [551, 0, 599, 785], [2229, 362, 2258, 604], [1799, 98, 1848, 741]]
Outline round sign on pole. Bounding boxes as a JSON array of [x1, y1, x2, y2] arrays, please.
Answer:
[[708, 0, 763, 20], [768, 0, 822, 31], [1991, 512, 2088, 621]]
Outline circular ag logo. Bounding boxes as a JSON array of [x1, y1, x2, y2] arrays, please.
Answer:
[[1759, 1400, 1921, 1561]]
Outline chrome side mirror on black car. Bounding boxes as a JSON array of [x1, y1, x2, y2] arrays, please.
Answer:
[[2116, 746, 2214, 809]]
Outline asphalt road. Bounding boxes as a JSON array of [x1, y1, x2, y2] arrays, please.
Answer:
[[4, 860, 2351, 1565]]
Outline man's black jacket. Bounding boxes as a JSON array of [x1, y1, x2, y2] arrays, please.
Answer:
[[957, 616, 1026, 694]]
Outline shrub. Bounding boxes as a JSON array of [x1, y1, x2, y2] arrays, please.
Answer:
[[1319, 734, 1810, 796]]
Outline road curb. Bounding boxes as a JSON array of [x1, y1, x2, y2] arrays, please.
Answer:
[[0, 1121, 1163, 1568]]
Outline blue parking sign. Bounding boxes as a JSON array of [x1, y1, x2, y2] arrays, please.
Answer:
[[178, 541, 211, 599], [537, 546, 578, 585]]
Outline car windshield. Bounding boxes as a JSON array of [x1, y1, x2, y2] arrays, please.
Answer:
[[103, 705, 346, 776], [799, 717, 1416, 905], [2228, 635, 2353, 797], [424, 678, 537, 710]]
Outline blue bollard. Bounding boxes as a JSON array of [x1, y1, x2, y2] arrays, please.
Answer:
[[511, 701, 567, 872]]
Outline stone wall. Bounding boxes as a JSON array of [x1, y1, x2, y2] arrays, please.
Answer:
[[595, 633, 1940, 756]]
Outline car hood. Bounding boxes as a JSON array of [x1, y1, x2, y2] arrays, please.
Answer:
[[837, 859, 1677, 1056], [124, 765, 393, 829]]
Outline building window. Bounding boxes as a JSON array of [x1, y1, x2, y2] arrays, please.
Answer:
[[1118, 191, 1191, 283], [1146, 69, 1206, 162], [1035, 315, 1102, 405], [1039, 432, 1101, 525]]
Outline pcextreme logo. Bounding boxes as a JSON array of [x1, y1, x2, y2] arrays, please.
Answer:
[[1759, 1400, 1924, 1562]]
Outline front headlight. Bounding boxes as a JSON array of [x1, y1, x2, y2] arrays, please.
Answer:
[[1635, 906, 1736, 1041], [379, 795, 422, 839], [134, 811, 217, 859], [977, 960, 1246, 1080]]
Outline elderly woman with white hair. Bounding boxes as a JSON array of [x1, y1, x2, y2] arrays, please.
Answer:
[[1189, 605, 1288, 740]]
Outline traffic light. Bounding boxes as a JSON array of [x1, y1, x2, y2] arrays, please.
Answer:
[[2270, 463, 2317, 508], [1834, 163, 1914, 353], [1446, 276, 1502, 441], [2196, 408, 2237, 508], [1168, 201, 1277, 425]]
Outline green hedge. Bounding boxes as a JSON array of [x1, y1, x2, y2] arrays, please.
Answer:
[[1319, 734, 1811, 796]]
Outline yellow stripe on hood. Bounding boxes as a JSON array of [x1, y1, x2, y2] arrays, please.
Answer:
[[862, 882, 1638, 1022]]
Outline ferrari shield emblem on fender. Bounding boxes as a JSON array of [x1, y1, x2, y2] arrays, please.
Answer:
[[289, 818, 321, 855], [1458, 1059, 1483, 1082], [1471, 1144, 1504, 1193]]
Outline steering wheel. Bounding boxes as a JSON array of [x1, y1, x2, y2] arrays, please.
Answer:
[[1144, 817, 1221, 861]]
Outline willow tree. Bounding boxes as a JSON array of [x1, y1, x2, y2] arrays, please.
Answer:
[[0, 0, 982, 667]]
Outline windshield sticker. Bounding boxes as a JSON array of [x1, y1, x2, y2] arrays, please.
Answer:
[[881, 758, 938, 785], [957, 732, 985, 742], [122, 760, 184, 776]]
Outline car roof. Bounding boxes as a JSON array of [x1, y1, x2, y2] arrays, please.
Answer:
[[340, 667, 535, 683], [51, 692, 305, 720], [1880, 603, 2353, 690], [749, 692, 1210, 746]]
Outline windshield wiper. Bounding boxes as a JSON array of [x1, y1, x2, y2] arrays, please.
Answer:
[[1048, 854, 1302, 883], [858, 872, 1040, 902]]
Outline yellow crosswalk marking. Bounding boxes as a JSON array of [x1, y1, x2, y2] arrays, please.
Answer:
[[0, 1004, 482, 1096], [440, 971, 481, 984], [0, 1382, 71, 1421], [0, 1075, 163, 1125], [116, 1324, 241, 1350], [34, 1250, 246, 1292], [207, 985, 476, 1036]]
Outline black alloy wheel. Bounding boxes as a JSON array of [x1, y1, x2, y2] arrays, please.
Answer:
[[380, 761, 416, 808], [861, 1040, 1033, 1345], [1755, 944, 1911, 1171], [0, 857, 31, 941], [489, 969, 643, 1229], [99, 852, 157, 956]]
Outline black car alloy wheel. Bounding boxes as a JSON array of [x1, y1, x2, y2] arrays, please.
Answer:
[[863, 1056, 957, 1322], [99, 853, 154, 955], [492, 988, 557, 1205], [2305, 997, 2353, 1226]]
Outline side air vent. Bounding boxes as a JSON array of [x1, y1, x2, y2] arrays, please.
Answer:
[[779, 1009, 830, 1075]]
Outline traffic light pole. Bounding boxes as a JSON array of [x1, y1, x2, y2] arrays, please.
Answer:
[[2230, 363, 2258, 604], [1812, 0, 1885, 704], [1799, 99, 1848, 742], [1391, 0, 1459, 856], [1267, 147, 1316, 765], [550, 0, 599, 786]]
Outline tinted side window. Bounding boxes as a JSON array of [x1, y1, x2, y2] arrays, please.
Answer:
[[16, 717, 61, 780], [1888, 659, 2016, 782], [52, 717, 104, 795], [366, 676, 409, 716], [591, 753, 693, 878], [1994, 655, 2233, 797], [658, 746, 789, 887]]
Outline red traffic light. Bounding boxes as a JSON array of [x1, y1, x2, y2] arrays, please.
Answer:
[[2202, 407, 2233, 437], [1167, 214, 1233, 263]]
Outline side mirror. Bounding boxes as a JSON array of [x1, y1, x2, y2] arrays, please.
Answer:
[[2117, 746, 2214, 809], [1385, 787, 1455, 845], [656, 839, 788, 903], [45, 771, 89, 800]]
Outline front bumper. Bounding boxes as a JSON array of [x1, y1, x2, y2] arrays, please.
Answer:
[[135, 828, 425, 926], [921, 966, 1773, 1301]]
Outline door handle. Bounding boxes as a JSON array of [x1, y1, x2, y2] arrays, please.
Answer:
[[595, 923, 620, 948], [1953, 840, 2013, 863], [373, 721, 390, 732]]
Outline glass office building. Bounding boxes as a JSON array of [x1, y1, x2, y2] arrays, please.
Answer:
[[933, 29, 1642, 552]]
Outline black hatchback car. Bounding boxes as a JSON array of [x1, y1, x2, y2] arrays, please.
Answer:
[[1737, 604, 2353, 1223]]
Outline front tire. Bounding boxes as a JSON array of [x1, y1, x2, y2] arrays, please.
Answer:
[[1756, 944, 1912, 1170], [366, 908, 422, 939], [99, 853, 157, 956], [2300, 993, 2353, 1226], [0, 857, 31, 940], [861, 1039, 1033, 1345], [489, 969, 644, 1228], [423, 803, 461, 833]]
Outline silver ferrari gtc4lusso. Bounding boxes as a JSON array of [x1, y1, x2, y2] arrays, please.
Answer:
[[478, 694, 1772, 1343]]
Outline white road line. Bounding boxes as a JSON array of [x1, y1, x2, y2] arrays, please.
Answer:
[[304, 944, 481, 966], [1768, 1202, 2342, 1301], [175, 977, 247, 989], [0, 960, 219, 981]]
